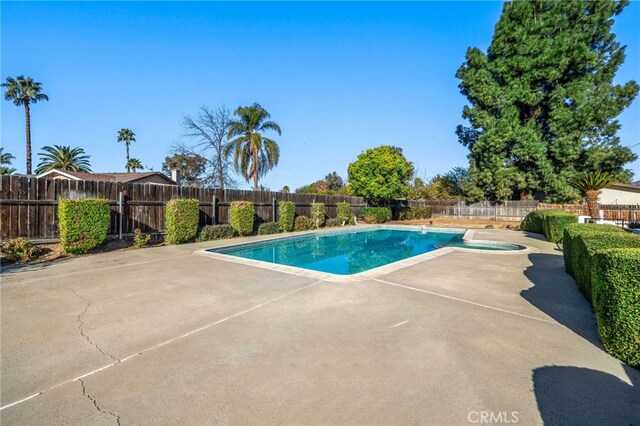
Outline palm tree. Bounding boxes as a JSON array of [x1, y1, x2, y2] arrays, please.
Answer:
[[35, 145, 92, 174], [117, 128, 136, 172], [126, 158, 143, 173], [1, 75, 49, 174], [568, 172, 616, 219], [224, 103, 281, 191], [0, 148, 16, 175]]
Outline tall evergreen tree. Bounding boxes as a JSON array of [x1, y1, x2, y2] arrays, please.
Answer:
[[456, 0, 638, 202]]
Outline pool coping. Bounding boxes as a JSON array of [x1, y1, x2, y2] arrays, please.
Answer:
[[193, 225, 538, 283]]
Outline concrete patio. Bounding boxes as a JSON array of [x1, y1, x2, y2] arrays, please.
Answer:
[[1, 228, 638, 425]]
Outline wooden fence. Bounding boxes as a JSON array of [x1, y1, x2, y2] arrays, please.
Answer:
[[412, 200, 540, 221], [0, 175, 365, 241]]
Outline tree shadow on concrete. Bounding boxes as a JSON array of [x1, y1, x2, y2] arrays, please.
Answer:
[[533, 364, 640, 425], [521, 252, 601, 347]]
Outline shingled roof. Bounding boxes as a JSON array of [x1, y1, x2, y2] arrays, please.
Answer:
[[37, 169, 176, 184]]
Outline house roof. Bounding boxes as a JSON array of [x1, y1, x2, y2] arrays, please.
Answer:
[[37, 169, 176, 184], [606, 182, 640, 193]]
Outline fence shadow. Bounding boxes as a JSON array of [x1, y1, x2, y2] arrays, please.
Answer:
[[533, 365, 640, 424], [521, 253, 601, 347]]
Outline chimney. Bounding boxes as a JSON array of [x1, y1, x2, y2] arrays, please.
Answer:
[[171, 169, 182, 186]]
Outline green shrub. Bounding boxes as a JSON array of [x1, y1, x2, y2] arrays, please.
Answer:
[[1, 238, 42, 262], [229, 201, 255, 236], [361, 207, 392, 224], [133, 228, 152, 248], [398, 206, 433, 220], [294, 215, 314, 232], [572, 232, 640, 302], [197, 224, 235, 241], [165, 199, 199, 244], [258, 222, 281, 235], [563, 223, 625, 276], [311, 203, 326, 228], [591, 248, 640, 367], [336, 202, 352, 226], [541, 211, 577, 243], [59, 198, 110, 254], [279, 201, 295, 232], [520, 209, 557, 234], [326, 218, 339, 227]]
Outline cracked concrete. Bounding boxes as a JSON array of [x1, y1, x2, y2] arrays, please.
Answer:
[[2, 228, 639, 424]]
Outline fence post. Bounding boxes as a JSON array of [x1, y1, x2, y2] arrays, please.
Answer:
[[118, 191, 123, 240], [213, 196, 218, 225], [272, 198, 277, 222]]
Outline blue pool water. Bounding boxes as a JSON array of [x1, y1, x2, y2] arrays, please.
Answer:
[[210, 228, 465, 275]]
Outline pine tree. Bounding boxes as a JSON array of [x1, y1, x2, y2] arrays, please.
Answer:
[[456, 0, 638, 202]]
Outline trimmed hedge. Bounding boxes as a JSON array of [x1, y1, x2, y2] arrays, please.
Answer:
[[520, 209, 557, 234], [591, 248, 640, 367], [398, 206, 433, 220], [571, 232, 640, 302], [229, 201, 255, 236], [258, 222, 281, 235], [361, 207, 392, 224], [198, 224, 235, 241], [563, 223, 625, 276], [294, 215, 314, 232], [542, 211, 577, 243], [336, 202, 352, 226], [279, 201, 295, 232], [311, 203, 326, 228], [165, 199, 199, 244], [59, 198, 110, 254]]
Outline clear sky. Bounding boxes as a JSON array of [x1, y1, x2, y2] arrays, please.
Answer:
[[2, 1, 639, 190]]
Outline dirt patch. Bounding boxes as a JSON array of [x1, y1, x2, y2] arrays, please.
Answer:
[[390, 217, 522, 229]]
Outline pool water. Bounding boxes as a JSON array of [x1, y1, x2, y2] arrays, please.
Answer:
[[210, 228, 464, 275]]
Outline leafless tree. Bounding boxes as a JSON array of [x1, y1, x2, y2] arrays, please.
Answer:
[[182, 105, 237, 190]]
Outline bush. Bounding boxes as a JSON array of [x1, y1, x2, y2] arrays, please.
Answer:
[[133, 228, 151, 248], [1, 238, 42, 262], [520, 209, 557, 234], [258, 222, 281, 235], [164, 199, 199, 244], [563, 223, 625, 276], [542, 211, 577, 243], [59, 198, 110, 254], [294, 215, 314, 232], [229, 201, 255, 236], [311, 203, 326, 228], [336, 202, 352, 226], [571, 232, 640, 302], [197, 224, 235, 241], [361, 207, 392, 224], [279, 201, 295, 232], [326, 218, 339, 227], [398, 206, 433, 220], [591, 248, 640, 367]]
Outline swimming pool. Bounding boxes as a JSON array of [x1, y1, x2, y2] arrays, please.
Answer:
[[209, 228, 465, 275]]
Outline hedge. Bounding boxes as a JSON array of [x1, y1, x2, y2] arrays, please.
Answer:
[[59, 198, 110, 254], [229, 201, 255, 236], [294, 215, 314, 232], [563, 223, 625, 277], [361, 207, 392, 224], [591, 248, 640, 367], [165, 199, 200, 244], [336, 202, 352, 226], [398, 206, 433, 220], [198, 224, 235, 241], [570, 232, 640, 302], [258, 222, 281, 235], [520, 209, 557, 234], [279, 201, 295, 232], [541, 211, 577, 243], [311, 203, 326, 228]]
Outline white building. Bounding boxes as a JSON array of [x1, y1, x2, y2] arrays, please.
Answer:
[[599, 182, 640, 205]]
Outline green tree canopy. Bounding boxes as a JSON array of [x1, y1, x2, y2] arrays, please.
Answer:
[[0, 148, 16, 175], [457, 0, 638, 202], [117, 128, 136, 172], [35, 145, 92, 174], [347, 145, 414, 204], [126, 158, 143, 173], [162, 150, 207, 187]]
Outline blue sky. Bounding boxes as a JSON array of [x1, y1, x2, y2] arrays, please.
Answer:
[[2, 1, 639, 190]]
